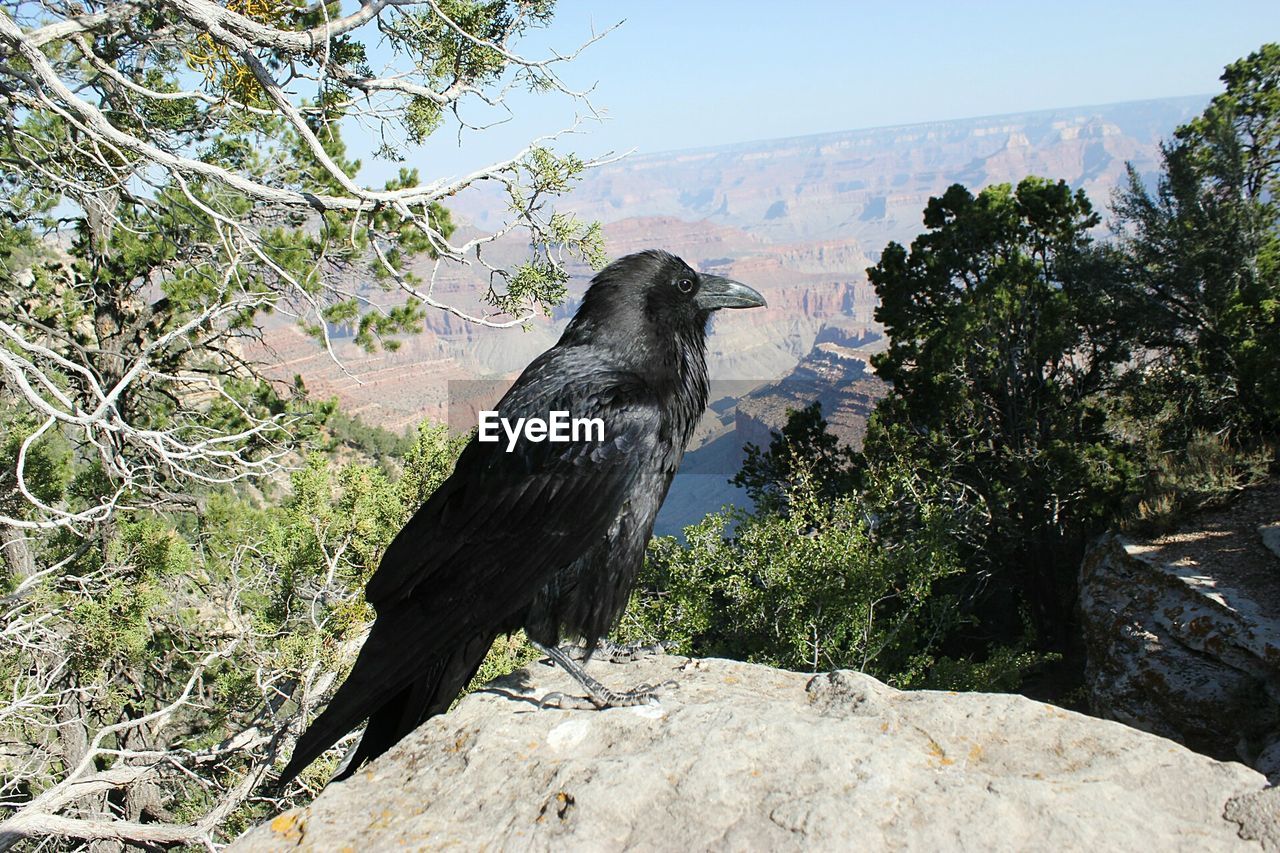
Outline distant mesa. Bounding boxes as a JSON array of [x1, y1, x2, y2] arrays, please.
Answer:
[[654, 327, 886, 535], [483, 95, 1210, 249], [679, 186, 716, 210], [859, 195, 886, 221], [735, 334, 889, 453]]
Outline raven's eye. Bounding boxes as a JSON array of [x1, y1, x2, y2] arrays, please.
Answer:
[[676, 278, 694, 294]]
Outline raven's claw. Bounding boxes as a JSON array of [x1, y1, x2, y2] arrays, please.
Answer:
[[537, 682, 669, 711], [532, 641, 677, 711], [537, 691, 596, 711]]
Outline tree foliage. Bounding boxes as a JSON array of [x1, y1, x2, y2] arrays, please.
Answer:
[[0, 0, 608, 532], [0, 418, 467, 846], [622, 449, 960, 681], [732, 401, 856, 513], [571, 44, 1277, 715], [1112, 43, 1280, 443], [624, 405, 1059, 693], [627, 46, 1280, 701], [864, 177, 1134, 649], [0, 1, 610, 846]]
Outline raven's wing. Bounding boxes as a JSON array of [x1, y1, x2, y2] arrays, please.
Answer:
[[367, 351, 664, 612], [278, 353, 667, 782]]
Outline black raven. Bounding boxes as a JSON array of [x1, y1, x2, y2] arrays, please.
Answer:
[[278, 250, 765, 784]]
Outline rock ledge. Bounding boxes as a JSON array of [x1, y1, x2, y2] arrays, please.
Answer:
[[236, 655, 1268, 852]]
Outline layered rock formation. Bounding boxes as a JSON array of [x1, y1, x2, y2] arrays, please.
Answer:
[[251, 216, 876, 433], [1080, 480, 1280, 782], [651, 334, 887, 535], [453, 97, 1206, 250], [735, 338, 889, 451], [235, 655, 1270, 851]]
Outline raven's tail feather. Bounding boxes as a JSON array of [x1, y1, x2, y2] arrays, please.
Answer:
[[331, 629, 495, 782], [277, 628, 497, 786]]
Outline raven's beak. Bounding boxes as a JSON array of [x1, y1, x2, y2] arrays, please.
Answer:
[[694, 274, 767, 310]]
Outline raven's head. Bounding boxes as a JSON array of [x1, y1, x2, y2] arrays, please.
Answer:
[[561, 250, 766, 356]]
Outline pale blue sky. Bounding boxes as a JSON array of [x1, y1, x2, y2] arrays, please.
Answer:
[[360, 1, 1280, 184]]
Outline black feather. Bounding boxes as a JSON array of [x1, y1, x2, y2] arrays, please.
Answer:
[[276, 250, 764, 785]]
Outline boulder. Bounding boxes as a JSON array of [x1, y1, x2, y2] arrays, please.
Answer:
[[235, 655, 1267, 851], [1079, 480, 1280, 779]]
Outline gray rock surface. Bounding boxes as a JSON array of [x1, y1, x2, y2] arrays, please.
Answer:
[[1079, 480, 1280, 779], [235, 655, 1268, 852], [1227, 787, 1280, 850], [1261, 522, 1280, 561]]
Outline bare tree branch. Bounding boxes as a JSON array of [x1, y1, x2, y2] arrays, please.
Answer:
[[0, 2, 614, 846]]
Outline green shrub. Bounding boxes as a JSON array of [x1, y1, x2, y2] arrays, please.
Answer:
[[620, 458, 960, 682]]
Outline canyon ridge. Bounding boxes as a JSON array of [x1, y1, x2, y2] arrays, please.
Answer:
[[255, 96, 1206, 532]]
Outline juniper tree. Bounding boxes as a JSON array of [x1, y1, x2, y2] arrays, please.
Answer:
[[0, 1, 608, 846]]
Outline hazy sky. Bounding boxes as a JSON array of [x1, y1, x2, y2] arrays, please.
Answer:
[[363, 1, 1280, 184]]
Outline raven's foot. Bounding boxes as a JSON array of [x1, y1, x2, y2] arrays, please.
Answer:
[[537, 681, 676, 711], [557, 638, 666, 664], [532, 641, 677, 710]]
